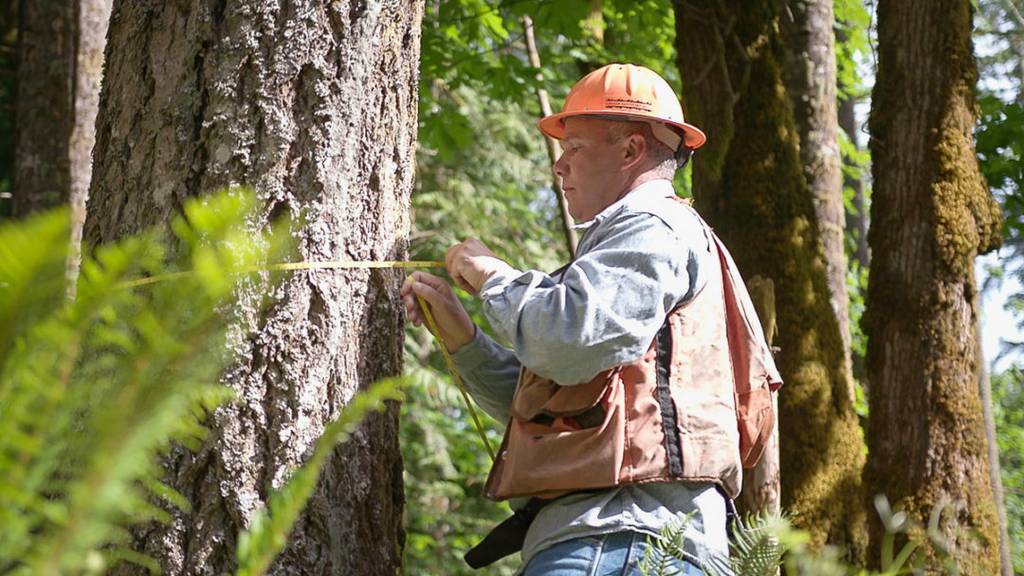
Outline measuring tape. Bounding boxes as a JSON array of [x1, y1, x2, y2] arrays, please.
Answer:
[[119, 259, 497, 462], [118, 260, 447, 288]]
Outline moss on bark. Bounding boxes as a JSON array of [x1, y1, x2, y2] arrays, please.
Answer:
[[674, 0, 867, 560], [865, 1, 1003, 573]]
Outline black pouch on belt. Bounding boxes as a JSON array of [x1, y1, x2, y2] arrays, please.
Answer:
[[464, 497, 549, 569]]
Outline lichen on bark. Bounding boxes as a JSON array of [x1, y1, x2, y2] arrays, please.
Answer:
[[84, 1, 424, 574]]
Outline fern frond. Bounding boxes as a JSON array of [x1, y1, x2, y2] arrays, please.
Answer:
[[0, 189, 290, 574], [728, 512, 787, 576], [637, 512, 693, 576]]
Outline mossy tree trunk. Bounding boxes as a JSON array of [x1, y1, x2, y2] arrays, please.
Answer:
[[779, 0, 852, 382], [83, 1, 423, 574], [865, 0, 1003, 572], [673, 0, 867, 560]]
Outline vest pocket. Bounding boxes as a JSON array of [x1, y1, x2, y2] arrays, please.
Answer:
[[487, 378, 626, 500], [512, 367, 619, 421]]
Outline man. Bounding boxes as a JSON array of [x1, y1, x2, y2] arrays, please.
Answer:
[[401, 64, 777, 575]]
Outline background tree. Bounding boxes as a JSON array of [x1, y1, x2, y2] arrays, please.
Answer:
[[0, 1, 15, 217], [12, 1, 74, 216], [82, 1, 424, 573], [9, 0, 111, 293], [672, 0, 868, 559], [865, 0, 1004, 573], [779, 0, 852, 381]]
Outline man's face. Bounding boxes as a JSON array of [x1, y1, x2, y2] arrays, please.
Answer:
[[554, 116, 630, 222]]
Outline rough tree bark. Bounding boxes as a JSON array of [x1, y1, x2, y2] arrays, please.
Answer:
[[83, 1, 423, 574], [866, 0, 1003, 573], [673, 0, 867, 560], [778, 0, 852, 388]]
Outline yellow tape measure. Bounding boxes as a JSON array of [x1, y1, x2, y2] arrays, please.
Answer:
[[415, 293, 497, 463], [118, 260, 446, 289], [119, 259, 497, 463]]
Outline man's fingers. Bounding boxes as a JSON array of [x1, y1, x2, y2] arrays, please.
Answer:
[[412, 271, 451, 295], [410, 278, 449, 312]]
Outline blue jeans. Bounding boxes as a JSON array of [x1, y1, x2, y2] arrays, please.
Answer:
[[522, 531, 705, 576]]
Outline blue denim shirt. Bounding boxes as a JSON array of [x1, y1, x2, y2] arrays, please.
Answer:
[[451, 179, 733, 573]]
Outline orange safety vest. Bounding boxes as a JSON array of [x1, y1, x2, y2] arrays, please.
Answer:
[[483, 205, 782, 501]]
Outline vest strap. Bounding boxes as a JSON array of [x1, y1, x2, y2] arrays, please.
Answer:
[[654, 321, 683, 476]]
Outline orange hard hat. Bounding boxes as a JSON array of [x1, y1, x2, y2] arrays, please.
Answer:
[[538, 63, 706, 151]]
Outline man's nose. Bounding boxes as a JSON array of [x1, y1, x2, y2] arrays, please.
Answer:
[[554, 151, 567, 178]]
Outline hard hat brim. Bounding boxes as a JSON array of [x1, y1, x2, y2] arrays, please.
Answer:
[[538, 110, 707, 150]]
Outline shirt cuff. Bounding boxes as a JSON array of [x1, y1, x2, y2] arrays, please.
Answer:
[[450, 325, 492, 372]]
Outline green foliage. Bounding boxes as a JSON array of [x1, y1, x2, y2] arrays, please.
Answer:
[[834, 0, 872, 101], [977, 96, 1024, 346], [638, 499, 970, 576], [400, 366, 515, 575], [720, 514, 787, 576], [639, 512, 694, 576], [975, 0, 1024, 359], [993, 367, 1024, 572], [236, 379, 403, 576], [0, 191, 288, 574]]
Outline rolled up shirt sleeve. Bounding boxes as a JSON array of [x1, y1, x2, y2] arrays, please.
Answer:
[[479, 209, 708, 386]]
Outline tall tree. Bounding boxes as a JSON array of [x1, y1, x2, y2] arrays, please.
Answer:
[[0, 1, 16, 213], [11, 0, 111, 291], [673, 0, 867, 559], [865, 0, 1004, 573], [67, 0, 113, 292], [779, 0, 852, 382], [12, 1, 74, 216], [839, 96, 868, 270], [83, 1, 423, 573]]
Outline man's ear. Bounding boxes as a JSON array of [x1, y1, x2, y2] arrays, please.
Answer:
[[622, 133, 647, 169]]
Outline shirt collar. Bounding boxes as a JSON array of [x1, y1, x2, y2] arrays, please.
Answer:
[[572, 179, 676, 230]]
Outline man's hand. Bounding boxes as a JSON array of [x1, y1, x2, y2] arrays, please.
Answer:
[[445, 239, 510, 293], [401, 271, 477, 353]]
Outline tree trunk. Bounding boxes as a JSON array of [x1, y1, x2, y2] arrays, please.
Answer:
[[673, 0, 867, 560], [739, 276, 781, 518], [865, 1, 1003, 573], [66, 0, 112, 295], [778, 0, 852, 396], [12, 0, 75, 216], [11, 0, 110, 293], [83, 1, 423, 574], [839, 96, 869, 270], [0, 2, 17, 213], [977, 303, 1014, 576]]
